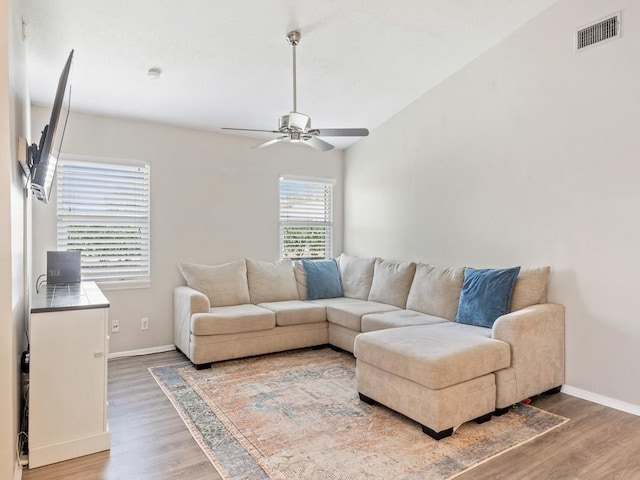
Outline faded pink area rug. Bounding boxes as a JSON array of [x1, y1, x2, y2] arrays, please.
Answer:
[[150, 348, 568, 480]]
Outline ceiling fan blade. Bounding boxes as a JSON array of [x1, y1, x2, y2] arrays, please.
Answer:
[[252, 136, 289, 150], [222, 127, 281, 134], [315, 128, 369, 137], [303, 136, 334, 151]]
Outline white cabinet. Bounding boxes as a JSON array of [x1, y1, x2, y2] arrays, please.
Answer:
[[29, 282, 111, 468]]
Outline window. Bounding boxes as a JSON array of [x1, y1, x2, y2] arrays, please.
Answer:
[[57, 156, 151, 288], [279, 176, 334, 260]]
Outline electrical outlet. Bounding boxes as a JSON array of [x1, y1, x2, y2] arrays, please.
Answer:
[[111, 319, 120, 333], [141, 317, 149, 330]]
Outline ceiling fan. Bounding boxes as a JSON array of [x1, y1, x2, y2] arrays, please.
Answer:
[[222, 30, 369, 152]]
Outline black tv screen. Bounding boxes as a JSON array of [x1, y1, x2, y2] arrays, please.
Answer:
[[30, 50, 73, 203]]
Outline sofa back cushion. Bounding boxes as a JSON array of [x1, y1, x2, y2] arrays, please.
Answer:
[[406, 264, 466, 320], [509, 266, 551, 311], [246, 259, 299, 304], [368, 258, 416, 308], [179, 259, 250, 307], [337, 254, 376, 300], [301, 259, 344, 300], [293, 261, 308, 300]]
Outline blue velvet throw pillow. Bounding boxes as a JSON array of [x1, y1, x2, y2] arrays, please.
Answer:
[[455, 267, 521, 328], [301, 259, 344, 300]]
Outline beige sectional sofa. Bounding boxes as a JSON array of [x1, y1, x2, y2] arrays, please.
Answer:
[[174, 254, 564, 439]]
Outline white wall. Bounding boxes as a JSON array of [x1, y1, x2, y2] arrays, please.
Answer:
[[344, 0, 640, 407], [31, 109, 344, 353], [1, 0, 29, 477]]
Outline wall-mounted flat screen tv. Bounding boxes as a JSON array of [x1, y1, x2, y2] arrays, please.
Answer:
[[29, 50, 74, 203]]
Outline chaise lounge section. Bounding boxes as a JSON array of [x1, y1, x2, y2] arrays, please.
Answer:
[[355, 323, 511, 439]]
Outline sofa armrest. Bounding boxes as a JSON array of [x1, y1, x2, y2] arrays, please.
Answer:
[[492, 303, 565, 404], [174, 286, 210, 358]]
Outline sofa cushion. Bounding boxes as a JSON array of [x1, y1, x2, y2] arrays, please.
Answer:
[[368, 259, 416, 308], [337, 254, 376, 300], [179, 260, 250, 307], [406, 264, 465, 320], [307, 297, 366, 307], [455, 267, 521, 328], [246, 259, 299, 304], [258, 300, 327, 326], [302, 259, 343, 300], [426, 320, 492, 338], [361, 310, 448, 333], [510, 266, 551, 312], [293, 261, 308, 301], [191, 304, 275, 335], [327, 301, 399, 331], [354, 324, 510, 390]]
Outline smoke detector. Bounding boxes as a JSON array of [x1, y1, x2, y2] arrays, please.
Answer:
[[147, 67, 162, 80]]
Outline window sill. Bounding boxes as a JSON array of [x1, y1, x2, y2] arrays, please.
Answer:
[[95, 279, 151, 291]]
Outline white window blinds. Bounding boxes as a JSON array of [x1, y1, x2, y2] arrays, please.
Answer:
[[57, 158, 151, 286], [279, 176, 334, 260]]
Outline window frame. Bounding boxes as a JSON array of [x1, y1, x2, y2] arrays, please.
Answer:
[[279, 175, 335, 261], [56, 154, 151, 290]]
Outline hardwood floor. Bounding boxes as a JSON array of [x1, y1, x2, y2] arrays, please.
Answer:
[[23, 350, 640, 480]]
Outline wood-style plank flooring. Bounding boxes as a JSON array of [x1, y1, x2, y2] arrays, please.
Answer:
[[23, 350, 640, 480]]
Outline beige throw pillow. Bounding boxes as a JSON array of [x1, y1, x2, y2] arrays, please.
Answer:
[[246, 259, 299, 304], [368, 258, 416, 308], [293, 261, 308, 301], [406, 264, 466, 320], [337, 253, 376, 300], [179, 259, 250, 307], [509, 266, 551, 312]]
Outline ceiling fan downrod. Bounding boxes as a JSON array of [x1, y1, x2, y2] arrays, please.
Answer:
[[287, 30, 301, 113]]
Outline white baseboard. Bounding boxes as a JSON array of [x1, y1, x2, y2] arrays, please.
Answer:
[[29, 432, 110, 469], [14, 461, 23, 480], [108, 344, 175, 359], [562, 385, 640, 417]]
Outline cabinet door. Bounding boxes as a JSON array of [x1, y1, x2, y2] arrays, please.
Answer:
[[30, 308, 107, 448]]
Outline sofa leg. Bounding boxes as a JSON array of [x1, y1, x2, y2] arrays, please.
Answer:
[[358, 393, 376, 405], [421, 424, 453, 440], [494, 406, 511, 416], [474, 412, 493, 424], [543, 386, 562, 395], [193, 362, 212, 370]]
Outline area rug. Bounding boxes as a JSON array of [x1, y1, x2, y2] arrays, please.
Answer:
[[150, 348, 568, 480]]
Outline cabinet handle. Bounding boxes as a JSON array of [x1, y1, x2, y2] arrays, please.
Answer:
[[94, 352, 104, 358]]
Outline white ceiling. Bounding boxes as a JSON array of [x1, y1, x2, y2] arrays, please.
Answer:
[[23, 0, 557, 150]]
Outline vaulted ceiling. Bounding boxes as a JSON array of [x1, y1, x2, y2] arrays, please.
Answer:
[[23, 0, 558, 149]]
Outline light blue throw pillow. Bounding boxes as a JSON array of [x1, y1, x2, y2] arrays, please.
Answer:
[[301, 259, 344, 300], [455, 267, 521, 328]]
